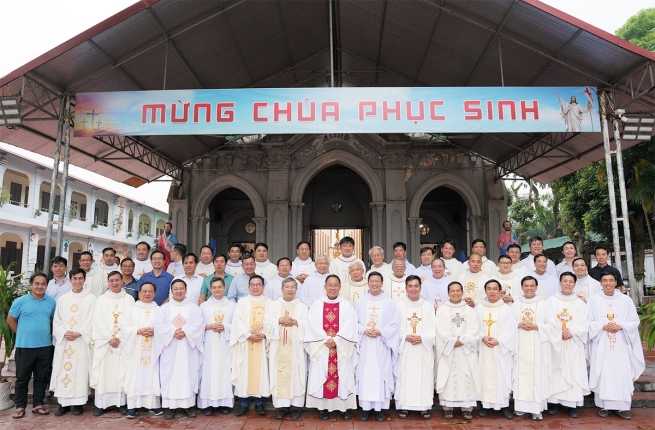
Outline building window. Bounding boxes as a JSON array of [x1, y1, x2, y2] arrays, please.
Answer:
[[40, 191, 61, 214], [94, 200, 109, 226], [9, 182, 21, 206]]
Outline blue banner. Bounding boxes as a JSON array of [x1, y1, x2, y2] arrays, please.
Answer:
[[74, 87, 600, 136]]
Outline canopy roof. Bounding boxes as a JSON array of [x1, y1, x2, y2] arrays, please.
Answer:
[[1, 0, 654, 185]]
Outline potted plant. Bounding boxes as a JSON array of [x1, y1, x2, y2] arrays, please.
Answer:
[[640, 300, 655, 350], [0, 262, 28, 410], [34, 209, 42, 217], [0, 190, 9, 208], [91, 222, 98, 229]]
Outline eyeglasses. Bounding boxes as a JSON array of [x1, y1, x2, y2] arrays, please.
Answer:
[[152, 257, 164, 261], [249, 283, 263, 287]]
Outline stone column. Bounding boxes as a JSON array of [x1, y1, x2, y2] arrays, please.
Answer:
[[289, 203, 304, 252], [253, 217, 267, 244], [370, 202, 385, 250], [190, 216, 209, 251], [407, 217, 423, 265]]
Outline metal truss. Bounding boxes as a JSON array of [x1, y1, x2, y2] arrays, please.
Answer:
[[493, 131, 579, 181], [612, 61, 655, 110], [16, 74, 181, 181]]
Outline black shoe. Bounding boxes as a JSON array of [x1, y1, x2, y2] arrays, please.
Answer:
[[202, 407, 213, 416], [568, 407, 579, 418], [93, 407, 104, 417], [319, 410, 329, 420], [255, 403, 266, 416], [501, 407, 514, 420], [164, 409, 175, 419], [125, 408, 137, 419], [187, 407, 197, 418], [276, 408, 288, 419], [119, 405, 128, 415], [235, 404, 248, 417], [290, 408, 301, 420], [341, 410, 352, 420], [360, 410, 370, 421], [547, 403, 560, 415], [54, 406, 70, 416], [375, 411, 385, 422], [72, 406, 83, 416], [218, 406, 231, 415], [598, 408, 609, 418], [478, 408, 491, 417]]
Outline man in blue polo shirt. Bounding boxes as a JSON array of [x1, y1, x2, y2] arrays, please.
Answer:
[[7, 273, 57, 419], [136, 250, 174, 305]]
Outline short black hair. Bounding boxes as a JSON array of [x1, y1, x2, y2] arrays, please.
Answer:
[[164, 221, 173, 228], [29, 273, 48, 284], [447, 281, 463, 293], [594, 245, 609, 255], [171, 279, 187, 290], [136, 241, 151, 251], [367, 271, 384, 283], [254, 242, 268, 251], [484, 279, 502, 291], [80, 251, 93, 259], [442, 239, 456, 249], [242, 253, 255, 262], [392, 242, 407, 251], [296, 241, 311, 250], [529, 236, 544, 245], [249, 274, 265, 285], [107, 270, 122, 280], [140, 281, 157, 293], [562, 241, 577, 252], [172, 244, 187, 255], [471, 239, 487, 249], [199, 245, 214, 256], [420, 247, 434, 255], [69, 268, 86, 279], [600, 271, 617, 282], [183, 253, 198, 264], [209, 276, 225, 287], [405, 275, 421, 286], [533, 253, 548, 263], [559, 271, 576, 282], [339, 236, 355, 246], [497, 254, 512, 263], [325, 274, 341, 284], [150, 250, 165, 260], [120, 258, 135, 267], [506, 243, 521, 252], [572, 257, 586, 267], [277, 257, 292, 267], [214, 253, 228, 263], [229, 244, 243, 252], [50, 256, 68, 267], [102, 247, 115, 255], [521, 275, 538, 286]]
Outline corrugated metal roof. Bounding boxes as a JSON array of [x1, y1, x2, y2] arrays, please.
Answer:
[[0, 0, 653, 185]]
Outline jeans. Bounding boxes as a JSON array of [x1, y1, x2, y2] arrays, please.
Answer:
[[14, 346, 54, 409], [239, 397, 265, 407]]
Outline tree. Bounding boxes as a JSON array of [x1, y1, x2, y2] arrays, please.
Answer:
[[507, 179, 556, 244], [615, 8, 655, 52]]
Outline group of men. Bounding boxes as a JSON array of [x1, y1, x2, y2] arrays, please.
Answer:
[[7, 234, 644, 422]]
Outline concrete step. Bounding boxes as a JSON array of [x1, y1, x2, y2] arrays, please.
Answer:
[[635, 375, 655, 392]]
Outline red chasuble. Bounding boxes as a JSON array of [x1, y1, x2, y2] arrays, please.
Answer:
[[323, 302, 340, 399]]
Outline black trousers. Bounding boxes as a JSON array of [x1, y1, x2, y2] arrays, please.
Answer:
[[14, 346, 54, 409]]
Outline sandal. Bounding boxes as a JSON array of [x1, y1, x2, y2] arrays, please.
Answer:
[[462, 410, 473, 420], [32, 406, 50, 415], [12, 408, 26, 419], [398, 410, 408, 419], [420, 410, 432, 419], [444, 410, 454, 419]]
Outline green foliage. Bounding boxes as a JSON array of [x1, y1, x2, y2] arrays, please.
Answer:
[[508, 194, 554, 243], [0, 263, 29, 363], [615, 8, 655, 52], [640, 301, 655, 349]]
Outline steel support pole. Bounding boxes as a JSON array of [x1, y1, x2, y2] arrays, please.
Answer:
[[328, 0, 335, 87], [612, 116, 640, 303], [55, 95, 72, 257], [43, 97, 66, 272], [599, 92, 622, 271]]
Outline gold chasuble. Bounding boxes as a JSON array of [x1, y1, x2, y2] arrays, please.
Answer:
[[248, 299, 266, 394]]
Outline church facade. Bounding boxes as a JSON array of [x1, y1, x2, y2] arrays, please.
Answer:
[[169, 133, 508, 265]]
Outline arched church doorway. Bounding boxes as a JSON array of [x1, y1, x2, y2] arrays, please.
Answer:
[[208, 188, 257, 255], [302, 165, 371, 262], [419, 186, 468, 259]]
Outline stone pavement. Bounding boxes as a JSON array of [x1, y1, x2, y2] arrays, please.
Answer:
[[0, 405, 653, 430]]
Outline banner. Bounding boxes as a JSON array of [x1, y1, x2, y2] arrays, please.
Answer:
[[74, 87, 600, 136]]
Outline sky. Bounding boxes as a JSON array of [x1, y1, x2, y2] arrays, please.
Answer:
[[0, 0, 653, 209]]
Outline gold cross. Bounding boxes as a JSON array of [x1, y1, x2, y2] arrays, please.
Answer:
[[367, 305, 380, 328], [144, 309, 151, 317], [482, 312, 496, 336], [392, 283, 404, 297], [557, 308, 572, 329], [64, 345, 75, 359], [408, 312, 422, 334], [606, 303, 615, 322]]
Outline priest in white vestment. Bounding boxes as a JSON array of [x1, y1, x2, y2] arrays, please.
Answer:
[[195, 245, 215, 277], [78, 251, 105, 296], [495, 255, 522, 304], [198, 276, 236, 415], [254, 242, 277, 281], [329, 236, 364, 286], [90, 271, 135, 416], [412, 247, 435, 281], [457, 254, 490, 307], [512, 276, 561, 420], [51, 269, 96, 416], [588, 272, 645, 420], [291, 241, 314, 284], [98, 248, 120, 280], [269, 278, 309, 420], [154, 278, 204, 419], [470, 239, 498, 277], [264, 257, 292, 301], [298, 255, 330, 308], [121, 281, 162, 418], [521, 237, 557, 274], [365, 246, 390, 278], [226, 244, 243, 277], [441, 240, 463, 279], [394, 275, 436, 420], [572, 257, 601, 302], [230, 274, 276, 416], [133, 242, 153, 280], [354, 272, 400, 421], [421, 258, 451, 310], [435, 281, 481, 421], [531, 254, 558, 299], [546, 272, 589, 418], [384, 258, 408, 301], [390, 242, 416, 273], [475, 279, 517, 420], [305, 274, 358, 421], [507, 244, 530, 279], [342, 261, 368, 304]]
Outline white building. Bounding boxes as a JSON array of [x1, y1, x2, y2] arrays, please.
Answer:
[[0, 147, 169, 275]]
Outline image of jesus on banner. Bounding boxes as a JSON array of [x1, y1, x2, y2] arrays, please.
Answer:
[[557, 87, 594, 132]]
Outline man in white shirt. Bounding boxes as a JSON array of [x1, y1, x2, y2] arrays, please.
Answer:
[[195, 245, 215, 277], [298, 255, 331, 308], [556, 241, 577, 277], [254, 242, 277, 281], [133, 242, 153, 280], [225, 244, 243, 277], [441, 240, 463, 278], [172, 253, 204, 305], [291, 241, 313, 284], [457, 253, 490, 307], [532, 254, 558, 299], [507, 244, 530, 279], [521, 237, 557, 274], [329, 237, 364, 284], [470, 239, 497, 277], [366, 246, 389, 276], [412, 247, 435, 281], [264, 257, 293, 301], [166, 244, 186, 277], [572, 257, 601, 302], [390, 242, 416, 274]]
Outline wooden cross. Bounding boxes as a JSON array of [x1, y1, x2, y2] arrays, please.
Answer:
[[482, 312, 496, 336], [96, 121, 102, 130], [80, 118, 87, 129], [408, 312, 422, 334], [452, 312, 465, 328], [86, 109, 99, 128]]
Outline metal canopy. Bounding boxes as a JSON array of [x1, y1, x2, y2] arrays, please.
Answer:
[[1, 0, 654, 185]]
